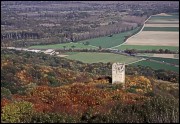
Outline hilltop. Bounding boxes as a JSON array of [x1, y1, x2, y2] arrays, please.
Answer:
[[1, 49, 179, 123]]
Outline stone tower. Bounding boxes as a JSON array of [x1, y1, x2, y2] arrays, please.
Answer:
[[112, 63, 125, 84]]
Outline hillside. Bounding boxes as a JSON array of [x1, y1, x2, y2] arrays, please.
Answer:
[[1, 49, 179, 123]]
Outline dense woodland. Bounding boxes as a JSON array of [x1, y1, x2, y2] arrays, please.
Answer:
[[1, 49, 179, 123]]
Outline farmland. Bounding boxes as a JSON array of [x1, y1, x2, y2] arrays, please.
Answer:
[[123, 31, 178, 46], [64, 52, 141, 64], [118, 13, 179, 51], [132, 60, 179, 73]]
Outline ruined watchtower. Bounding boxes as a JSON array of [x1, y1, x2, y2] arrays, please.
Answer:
[[112, 63, 125, 84]]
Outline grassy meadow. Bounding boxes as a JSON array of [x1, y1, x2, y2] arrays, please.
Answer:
[[64, 52, 140, 64]]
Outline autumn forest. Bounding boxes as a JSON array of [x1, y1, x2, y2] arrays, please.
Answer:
[[1, 49, 179, 123]]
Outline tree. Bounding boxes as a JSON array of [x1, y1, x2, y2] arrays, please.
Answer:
[[1, 87, 12, 99], [159, 49, 164, 53], [63, 46, 66, 50], [84, 41, 89, 45], [71, 45, 76, 50], [71, 33, 75, 42], [31, 112, 79, 123], [164, 49, 170, 53]]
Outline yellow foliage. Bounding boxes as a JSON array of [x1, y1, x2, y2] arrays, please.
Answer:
[[125, 75, 153, 93]]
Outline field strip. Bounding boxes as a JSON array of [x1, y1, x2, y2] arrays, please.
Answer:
[[110, 15, 152, 49], [145, 23, 179, 27], [149, 59, 179, 67], [123, 31, 179, 46], [126, 58, 146, 65], [152, 54, 179, 59], [72, 42, 99, 48], [146, 20, 179, 24]]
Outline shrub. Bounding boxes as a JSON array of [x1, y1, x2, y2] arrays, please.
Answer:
[[1, 101, 34, 123]]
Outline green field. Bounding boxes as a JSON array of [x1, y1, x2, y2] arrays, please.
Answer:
[[79, 26, 142, 48], [29, 42, 98, 49], [139, 56, 179, 65], [64, 52, 140, 64], [143, 27, 179, 32], [132, 60, 179, 73], [115, 45, 179, 51]]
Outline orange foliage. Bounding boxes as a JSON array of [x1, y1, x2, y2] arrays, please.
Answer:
[[1, 98, 11, 108], [1, 59, 12, 68], [15, 70, 33, 85]]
